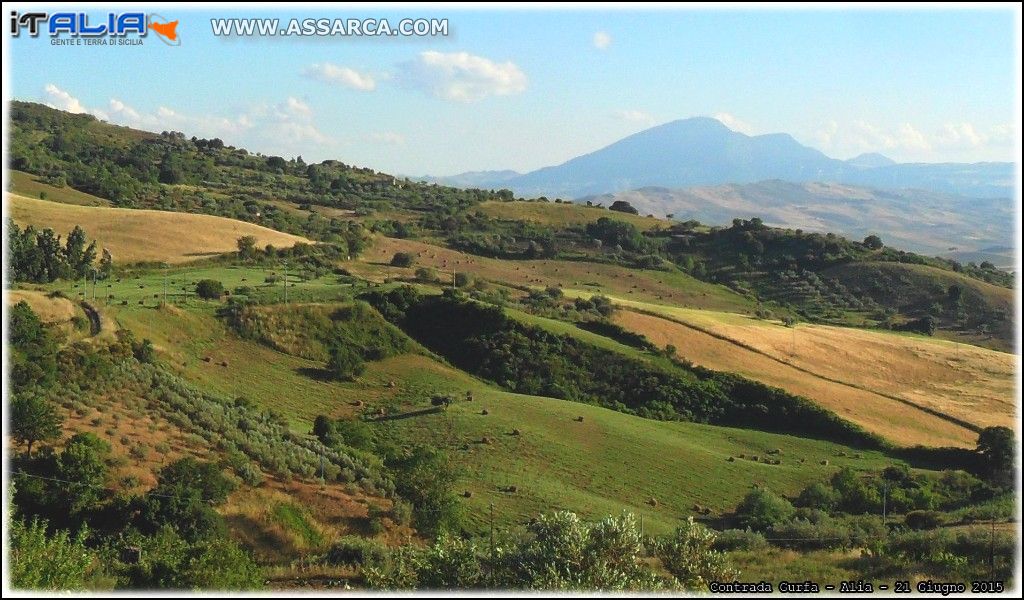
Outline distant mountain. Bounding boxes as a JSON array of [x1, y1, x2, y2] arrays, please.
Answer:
[[444, 118, 1013, 199], [846, 153, 896, 169], [414, 169, 520, 189], [581, 180, 1015, 256]]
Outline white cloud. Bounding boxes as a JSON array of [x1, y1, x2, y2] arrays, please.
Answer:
[[44, 84, 102, 118], [713, 112, 756, 135], [398, 51, 527, 102], [41, 84, 331, 153], [303, 63, 377, 92], [593, 31, 612, 50], [613, 109, 656, 126], [814, 119, 1017, 162]]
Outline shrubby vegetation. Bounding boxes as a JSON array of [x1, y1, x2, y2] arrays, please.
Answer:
[[363, 511, 732, 591]]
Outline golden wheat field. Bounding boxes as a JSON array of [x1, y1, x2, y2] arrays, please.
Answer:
[[605, 298, 1016, 448], [7, 194, 311, 264]]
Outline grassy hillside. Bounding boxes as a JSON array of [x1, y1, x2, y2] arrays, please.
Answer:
[[8, 169, 113, 206], [824, 261, 1015, 351], [478, 200, 668, 230], [83, 285, 903, 535], [8, 194, 311, 264], [583, 294, 1012, 446], [355, 235, 756, 313]]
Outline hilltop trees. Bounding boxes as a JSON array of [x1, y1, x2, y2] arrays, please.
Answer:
[[7, 221, 99, 283], [609, 200, 639, 215]]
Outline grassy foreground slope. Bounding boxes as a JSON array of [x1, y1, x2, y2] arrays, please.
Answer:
[[8, 194, 311, 264], [55, 281, 898, 535]]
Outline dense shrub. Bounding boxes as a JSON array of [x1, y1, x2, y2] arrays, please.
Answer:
[[734, 488, 795, 531]]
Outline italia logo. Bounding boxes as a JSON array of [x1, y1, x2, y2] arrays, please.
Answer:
[[10, 11, 180, 45]]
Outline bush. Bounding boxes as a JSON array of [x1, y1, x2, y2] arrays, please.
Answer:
[[904, 510, 945, 530], [8, 516, 94, 590], [414, 267, 438, 282], [326, 344, 365, 381], [712, 528, 769, 552], [390, 252, 414, 268], [734, 488, 795, 531], [795, 482, 839, 511], [655, 517, 736, 587], [195, 279, 225, 300], [325, 536, 389, 567]]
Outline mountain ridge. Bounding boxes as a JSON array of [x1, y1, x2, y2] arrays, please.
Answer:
[[427, 117, 1013, 199]]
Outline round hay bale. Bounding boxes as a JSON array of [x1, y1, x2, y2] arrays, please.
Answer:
[[220, 360, 228, 367], [511, 428, 521, 436], [648, 497, 658, 507], [462, 491, 473, 498], [480, 409, 489, 416], [726, 456, 735, 462], [820, 459, 829, 466], [574, 416, 584, 422], [480, 436, 491, 445], [203, 356, 212, 363]]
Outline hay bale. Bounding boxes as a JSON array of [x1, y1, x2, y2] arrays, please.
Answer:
[[574, 416, 584, 422], [726, 456, 735, 462], [820, 459, 829, 466], [648, 497, 658, 507], [738, 453, 746, 459], [480, 436, 491, 445], [351, 400, 364, 407], [203, 356, 212, 363], [480, 409, 489, 416], [511, 428, 521, 436], [220, 360, 228, 367], [750, 455, 759, 462], [462, 491, 473, 498]]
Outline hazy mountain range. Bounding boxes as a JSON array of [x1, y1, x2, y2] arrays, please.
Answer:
[[419, 117, 1015, 257], [423, 117, 1013, 199]]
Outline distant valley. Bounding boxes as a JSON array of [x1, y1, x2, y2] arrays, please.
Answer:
[[581, 181, 1015, 258]]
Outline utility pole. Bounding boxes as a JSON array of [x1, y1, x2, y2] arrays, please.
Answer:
[[882, 483, 888, 528]]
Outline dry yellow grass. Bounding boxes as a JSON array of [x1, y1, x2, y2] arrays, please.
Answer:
[[6, 289, 77, 323], [607, 296, 1016, 447], [7, 194, 311, 264], [614, 310, 980, 448]]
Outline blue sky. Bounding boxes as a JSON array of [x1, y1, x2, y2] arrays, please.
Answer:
[[7, 7, 1018, 175]]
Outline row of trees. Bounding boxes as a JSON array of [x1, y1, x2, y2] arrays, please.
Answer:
[[7, 221, 108, 283]]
